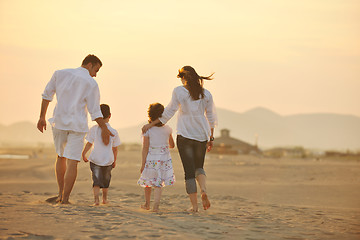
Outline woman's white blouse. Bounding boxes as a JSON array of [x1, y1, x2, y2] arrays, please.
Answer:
[[159, 86, 217, 142]]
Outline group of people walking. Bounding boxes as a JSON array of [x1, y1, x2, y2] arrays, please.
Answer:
[[37, 54, 217, 212]]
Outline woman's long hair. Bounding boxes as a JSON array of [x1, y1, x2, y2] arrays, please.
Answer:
[[177, 66, 214, 100]]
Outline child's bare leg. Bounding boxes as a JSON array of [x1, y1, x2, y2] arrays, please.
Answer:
[[102, 188, 109, 204], [141, 187, 151, 210], [152, 187, 162, 212], [93, 186, 100, 205]]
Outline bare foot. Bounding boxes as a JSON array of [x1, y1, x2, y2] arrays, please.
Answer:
[[93, 202, 100, 206], [185, 207, 198, 213], [102, 200, 109, 204], [201, 193, 211, 210], [61, 200, 72, 205], [55, 196, 62, 203], [152, 203, 160, 212], [141, 203, 150, 210]]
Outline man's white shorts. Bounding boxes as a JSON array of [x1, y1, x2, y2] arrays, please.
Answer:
[[52, 127, 86, 161]]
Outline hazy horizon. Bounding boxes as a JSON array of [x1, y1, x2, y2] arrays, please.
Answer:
[[2, 107, 360, 151], [1, 0, 359, 129], [1, 106, 360, 129]]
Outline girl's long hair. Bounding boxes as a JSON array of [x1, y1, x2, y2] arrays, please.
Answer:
[[177, 66, 214, 100], [148, 103, 164, 127]]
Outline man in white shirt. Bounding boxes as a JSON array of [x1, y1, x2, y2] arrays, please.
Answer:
[[37, 54, 112, 204]]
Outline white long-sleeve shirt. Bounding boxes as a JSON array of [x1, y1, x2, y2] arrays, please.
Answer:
[[159, 86, 217, 142], [42, 67, 103, 133]]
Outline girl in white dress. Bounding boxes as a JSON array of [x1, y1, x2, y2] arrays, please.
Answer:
[[137, 103, 175, 212]]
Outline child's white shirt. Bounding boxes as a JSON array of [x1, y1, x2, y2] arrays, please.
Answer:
[[86, 123, 121, 166], [144, 125, 172, 148]]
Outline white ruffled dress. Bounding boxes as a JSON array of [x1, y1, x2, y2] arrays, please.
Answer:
[[137, 125, 175, 188]]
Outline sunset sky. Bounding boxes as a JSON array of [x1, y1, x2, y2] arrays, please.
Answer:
[[1, 0, 359, 129]]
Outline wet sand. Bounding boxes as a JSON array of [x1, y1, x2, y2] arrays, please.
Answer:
[[0, 148, 359, 239]]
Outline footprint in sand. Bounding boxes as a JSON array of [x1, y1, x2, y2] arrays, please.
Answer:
[[45, 196, 59, 204], [10, 231, 55, 239]]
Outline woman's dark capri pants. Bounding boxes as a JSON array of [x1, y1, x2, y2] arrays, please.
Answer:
[[176, 135, 208, 194]]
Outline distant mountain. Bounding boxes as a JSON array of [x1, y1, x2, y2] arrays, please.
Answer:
[[215, 107, 360, 150], [1, 107, 360, 150]]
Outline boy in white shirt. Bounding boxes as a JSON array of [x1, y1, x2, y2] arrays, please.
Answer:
[[82, 104, 121, 205]]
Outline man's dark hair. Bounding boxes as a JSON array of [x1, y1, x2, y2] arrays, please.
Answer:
[[82, 54, 102, 67], [100, 104, 111, 119]]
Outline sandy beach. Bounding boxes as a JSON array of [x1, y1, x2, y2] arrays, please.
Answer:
[[0, 147, 359, 240]]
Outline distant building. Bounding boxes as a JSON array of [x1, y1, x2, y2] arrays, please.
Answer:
[[212, 129, 261, 155]]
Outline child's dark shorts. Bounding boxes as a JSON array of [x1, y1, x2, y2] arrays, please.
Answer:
[[90, 162, 113, 188]]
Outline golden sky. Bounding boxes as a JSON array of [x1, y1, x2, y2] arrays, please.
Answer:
[[1, 0, 359, 128]]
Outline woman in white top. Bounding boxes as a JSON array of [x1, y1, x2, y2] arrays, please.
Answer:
[[142, 66, 217, 212]]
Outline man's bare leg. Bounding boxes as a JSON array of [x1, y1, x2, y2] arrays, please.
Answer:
[[55, 156, 67, 202], [141, 187, 151, 210], [196, 174, 210, 210], [152, 187, 162, 212], [61, 159, 78, 204], [93, 186, 100, 205], [102, 188, 108, 204]]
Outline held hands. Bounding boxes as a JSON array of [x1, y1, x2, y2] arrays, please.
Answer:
[[37, 118, 47, 133]]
